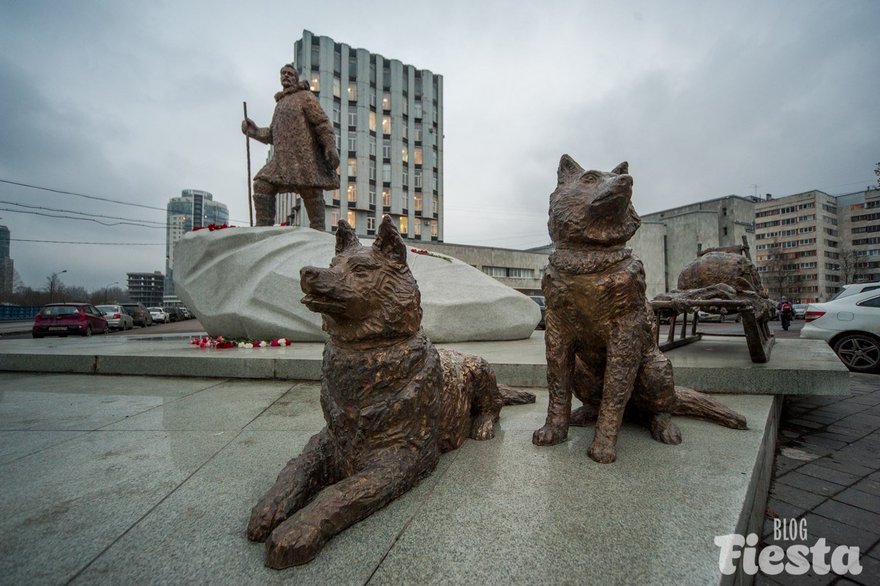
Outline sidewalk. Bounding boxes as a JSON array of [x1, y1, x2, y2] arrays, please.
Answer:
[[760, 373, 880, 584]]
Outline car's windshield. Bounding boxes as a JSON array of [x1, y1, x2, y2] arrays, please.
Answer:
[[40, 306, 78, 317]]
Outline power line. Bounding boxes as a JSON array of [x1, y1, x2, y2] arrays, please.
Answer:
[[11, 238, 163, 246], [0, 207, 164, 228], [0, 178, 167, 211], [0, 200, 166, 226]]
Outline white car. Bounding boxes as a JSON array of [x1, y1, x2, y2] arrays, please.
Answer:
[[148, 307, 168, 324], [830, 282, 880, 301], [800, 290, 880, 373]]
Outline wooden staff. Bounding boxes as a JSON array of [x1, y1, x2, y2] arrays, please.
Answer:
[[243, 101, 254, 227]]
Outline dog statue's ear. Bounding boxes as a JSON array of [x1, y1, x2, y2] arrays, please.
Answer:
[[557, 154, 585, 185], [611, 161, 629, 175], [335, 220, 360, 254], [374, 215, 407, 265]]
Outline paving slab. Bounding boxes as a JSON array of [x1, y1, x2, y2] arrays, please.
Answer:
[[0, 332, 850, 395], [0, 374, 776, 585]]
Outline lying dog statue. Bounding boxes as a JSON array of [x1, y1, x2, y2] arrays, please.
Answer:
[[533, 155, 747, 464], [248, 216, 534, 568]]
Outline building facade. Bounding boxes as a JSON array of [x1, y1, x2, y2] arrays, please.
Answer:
[[417, 241, 548, 295], [127, 271, 164, 307], [280, 30, 443, 242], [165, 189, 229, 305], [0, 225, 13, 299], [833, 188, 880, 285]]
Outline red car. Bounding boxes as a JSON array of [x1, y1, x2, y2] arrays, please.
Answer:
[[32, 303, 109, 338]]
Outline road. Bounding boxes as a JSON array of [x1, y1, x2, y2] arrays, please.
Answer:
[[0, 319, 205, 340]]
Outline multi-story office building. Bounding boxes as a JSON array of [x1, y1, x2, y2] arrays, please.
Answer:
[[165, 189, 229, 304], [279, 30, 444, 242], [127, 271, 164, 307], [754, 190, 845, 303], [837, 188, 880, 284], [0, 225, 13, 299]]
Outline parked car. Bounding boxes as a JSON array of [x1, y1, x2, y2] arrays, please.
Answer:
[[529, 296, 546, 330], [792, 304, 808, 319], [830, 282, 880, 301], [32, 303, 109, 338], [165, 307, 185, 322], [96, 304, 134, 331], [148, 307, 168, 324], [800, 290, 880, 373], [697, 311, 741, 323], [120, 302, 153, 327]]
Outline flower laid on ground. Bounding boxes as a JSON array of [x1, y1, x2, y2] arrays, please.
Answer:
[[192, 223, 235, 232], [190, 335, 291, 349], [410, 247, 453, 262]]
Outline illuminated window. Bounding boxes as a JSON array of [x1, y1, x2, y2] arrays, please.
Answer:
[[382, 93, 391, 110], [331, 209, 340, 225], [332, 77, 341, 98], [399, 216, 408, 235], [369, 111, 376, 132], [347, 211, 356, 227], [414, 193, 423, 211], [310, 72, 320, 91], [401, 148, 409, 163], [430, 220, 438, 237], [347, 158, 357, 176], [414, 147, 423, 165], [382, 188, 391, 207], [347, 82, 357, 101], [382, 115, 391, 135], [347, 184, 357, 201], [414, 219, 422, 237]]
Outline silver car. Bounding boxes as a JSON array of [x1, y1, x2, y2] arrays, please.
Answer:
[[96, 304, 134, 331]]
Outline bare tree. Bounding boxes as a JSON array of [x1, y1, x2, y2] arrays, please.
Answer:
[[838, 247, 858, 284]]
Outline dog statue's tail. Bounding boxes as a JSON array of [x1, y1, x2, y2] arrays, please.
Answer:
[[497, 384, 536, 405], [673, 386, 747, 429]]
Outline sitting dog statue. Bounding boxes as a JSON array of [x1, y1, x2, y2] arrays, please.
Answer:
[[248, 216, 534, 568], [532, 155, 747, 464]]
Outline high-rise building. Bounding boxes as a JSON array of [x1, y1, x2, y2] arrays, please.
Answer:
[[279, 30, 443, 241], [165, 189, 229, 305], [836, 188, 880, 285], [127, 271, 164, 307], [0, 225, 12, 298]]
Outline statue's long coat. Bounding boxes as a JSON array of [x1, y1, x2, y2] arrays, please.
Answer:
[[253, 85, 339, 190]]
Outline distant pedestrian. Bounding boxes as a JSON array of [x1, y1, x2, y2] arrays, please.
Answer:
[[777, 296, 794, 331]]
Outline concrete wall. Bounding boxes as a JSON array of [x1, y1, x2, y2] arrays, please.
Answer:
[[629, 221, 667, 298]]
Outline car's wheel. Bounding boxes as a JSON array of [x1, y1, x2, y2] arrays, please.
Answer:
[[833, 334, 880, 373], [33, 333, 43, 339], [84, 326, 92, 337]]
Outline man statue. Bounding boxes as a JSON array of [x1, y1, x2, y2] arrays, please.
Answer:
[[242, 65, 340, 229]]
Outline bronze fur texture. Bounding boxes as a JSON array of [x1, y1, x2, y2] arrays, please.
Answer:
[[533, 155, 747, 464], [247, 216, 534, 568]]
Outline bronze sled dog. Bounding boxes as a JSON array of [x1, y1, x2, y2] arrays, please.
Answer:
[[532, 156, 746, 464], [248, 216, 534, 568]]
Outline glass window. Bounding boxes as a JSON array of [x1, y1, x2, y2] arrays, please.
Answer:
[[382, 139, 391, 159], [348, 108, 357, 128], [414, 193, 423, 211], [347, 210, 357, 227], [414, 147, 423, 165], [431, 220, 438, 237], [382, 92, 391, 110], [413, 101, 423, 118], [414, 219, 422, 237], [414, 123, 423, 142], [332, 106, 341, 125], [347, 82, 357, 101], [369, 111, 376, 132], [399, 216, 408, 235], [402, 99, 408, 116], [347, 158, 357, 176], [369, 160, 376, 181], [382, 163, 391, 183], [402, 169, 408, 187], [331, 209, 340, 225], [347, 184, 357, 201], [401, 148, 409, 163], [347, 133, 357, 152], [332, 77, 341, 98], [382, 188, 391, 207], [369, 188, 376, 205], [382, 115, 391, 135], [309, 71, 320, 91], [414, 170, 422, 188], [367, 216, 376, 231]]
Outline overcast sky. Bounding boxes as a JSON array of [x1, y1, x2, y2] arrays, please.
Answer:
[[1, 0, 878, 291]]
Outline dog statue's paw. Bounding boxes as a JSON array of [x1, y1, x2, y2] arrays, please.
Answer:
[[265, 521, 324, 569], [532, 423, 568, 446], [247, 499, 287, 543], [587, 440, 617, 464], [569, 404, 599, 427], [649, 413, 682, 445], [471, 414, 496, 441]]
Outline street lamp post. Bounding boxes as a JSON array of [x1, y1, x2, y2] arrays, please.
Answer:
[[48, 269, 67, 303], [101, 281, 119, 304]]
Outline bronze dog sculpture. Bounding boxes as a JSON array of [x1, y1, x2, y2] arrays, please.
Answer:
[[533, 155, 746, 463], [248, 216, 534, 568]]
